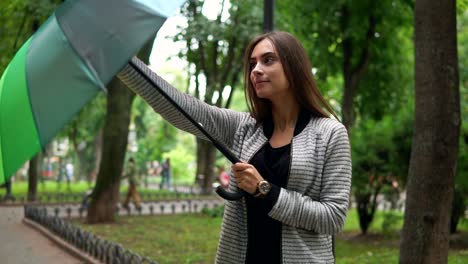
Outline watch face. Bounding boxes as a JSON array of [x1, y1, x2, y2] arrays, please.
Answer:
[[259, 181, 271, 194]]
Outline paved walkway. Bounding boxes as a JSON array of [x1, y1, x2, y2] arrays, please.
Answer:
[[0, 206, 83, 264], [0, 197, 223, 263]]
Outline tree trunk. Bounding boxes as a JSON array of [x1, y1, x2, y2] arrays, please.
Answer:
[[340, 4, 375, 133], [196, 138, 217, 195], [27, 153, 41, 202], [355, 193, 371, 234], [450, 187, 465, 234], [86, 37, 152, 223], [90, 129, 103, 184], [355, 189, 380, 235], [399, 1, 460, 263], [86, 78, 135, 223]]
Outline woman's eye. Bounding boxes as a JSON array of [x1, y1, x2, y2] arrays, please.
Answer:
[[264, 56, 274, 64], [249, 62, 257, 69]]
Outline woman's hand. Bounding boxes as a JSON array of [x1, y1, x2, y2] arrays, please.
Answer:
[[232, 162, 264, 194]]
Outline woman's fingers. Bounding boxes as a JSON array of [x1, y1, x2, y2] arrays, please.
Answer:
[[231, 162, 262, 194]]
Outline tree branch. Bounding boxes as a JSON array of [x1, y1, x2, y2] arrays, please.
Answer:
[[351, 13, 376, 81], [13, 7, 30, 51]]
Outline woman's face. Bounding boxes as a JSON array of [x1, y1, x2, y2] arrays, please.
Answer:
[[249, 39, 290, 101]]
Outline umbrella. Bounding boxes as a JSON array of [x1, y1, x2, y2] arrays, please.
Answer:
[[0, 0, 186, 185]]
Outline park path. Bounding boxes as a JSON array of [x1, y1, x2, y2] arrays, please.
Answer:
[[0, 206, 83, 264], [0, 196, 223, 264]]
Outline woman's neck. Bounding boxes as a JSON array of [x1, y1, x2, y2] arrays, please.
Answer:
[[271, 100, 300, 132]]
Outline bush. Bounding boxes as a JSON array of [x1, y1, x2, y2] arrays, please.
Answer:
[[201, 205, 224, 218], [381, 212, 401, 233]]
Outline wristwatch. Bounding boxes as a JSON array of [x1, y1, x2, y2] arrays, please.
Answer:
[[254, 180, 271, 198]]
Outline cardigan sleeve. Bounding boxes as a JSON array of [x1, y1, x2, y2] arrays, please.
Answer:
[[117, 57, 247, 148], [268, 123, 352, 235]]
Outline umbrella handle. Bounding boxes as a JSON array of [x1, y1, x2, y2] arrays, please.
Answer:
[[210, 139, 249, 201], [127, 57, 246, 201], [215, 186, 246, 201]]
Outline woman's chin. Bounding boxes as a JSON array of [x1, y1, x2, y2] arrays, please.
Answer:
[[255, 89, 270, 99]]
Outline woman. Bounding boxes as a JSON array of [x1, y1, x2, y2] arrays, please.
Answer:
[[118, 31, 351, 263]]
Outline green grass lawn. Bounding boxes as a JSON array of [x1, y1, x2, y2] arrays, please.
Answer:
[[74, 214, 221, 264], [0, 180, 93, 195], [5, 181, 468, 263], [73, 209, 468, 264]]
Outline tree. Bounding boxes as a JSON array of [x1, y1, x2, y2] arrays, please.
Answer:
[[61, 94, 106, 183], [276, 0, 414, 132], [352, 106, 413, 234], [0, 0, 61, 72], [400, 1, 460, 263], [132, 74, 181, 163], [174, 0, 262, 193], [86, 38, 154, 223], [25, 16, 42, 201], [86, 77, 134, 223], [27, 153, 41, 201]]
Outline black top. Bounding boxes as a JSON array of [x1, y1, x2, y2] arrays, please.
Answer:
[[245, 109, 311, 264]]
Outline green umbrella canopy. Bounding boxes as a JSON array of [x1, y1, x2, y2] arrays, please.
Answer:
[[0, 0, 186, 184]]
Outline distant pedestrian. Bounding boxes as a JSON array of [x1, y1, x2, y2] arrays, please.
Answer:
[[66, 162, 74, 180], [56, 158, 66, 190], [65, 161, 74, 190], [80, 188, 93, 210], [122, 157, 141, 210], [160, 158, 172, 189]]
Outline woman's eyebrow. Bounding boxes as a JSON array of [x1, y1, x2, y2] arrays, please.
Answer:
[[250, 51, 276, 60]]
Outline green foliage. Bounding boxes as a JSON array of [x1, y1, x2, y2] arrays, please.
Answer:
[[351, 101, 413, 233], [357, 24, 414, 121], [352, 117, 395, 180], [343, 208, 398, 232], [457, 128, 468, 193], [227, 82, 249, 112], [174, 0, 262, 106], [171, 0, 263, 189], [132, 97, 178, 164], [162, 132, 196, 184], [458, 0, 468, 15], [276, 0, 414, 120], [381, 211, 402, 233], [59, 93, 106, 179], [351, 101, 413, 190], [0, 0, 60, 73], [201, 205, 224, 218], [130, 66, 192, 169], [456, 11, 468, 218]]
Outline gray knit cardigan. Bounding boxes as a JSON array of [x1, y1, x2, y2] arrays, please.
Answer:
[[118, 58, 352, 264]]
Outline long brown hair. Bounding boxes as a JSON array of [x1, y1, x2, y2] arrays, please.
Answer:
[[243, 31, 338, 122]]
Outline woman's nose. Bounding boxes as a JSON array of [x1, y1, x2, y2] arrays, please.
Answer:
[[251, 63, 263, 75]]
